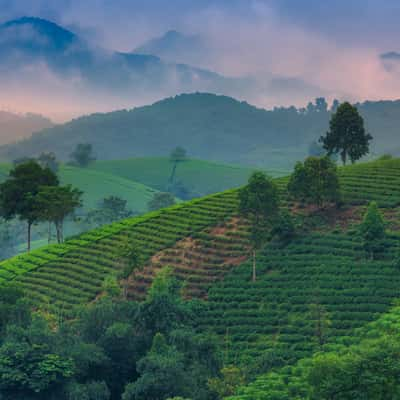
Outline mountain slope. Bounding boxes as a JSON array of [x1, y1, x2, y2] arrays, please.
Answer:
[[0, 157, 400, 398], [0, 158, 399, 309]]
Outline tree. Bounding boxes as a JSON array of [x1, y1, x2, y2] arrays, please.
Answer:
[[288, 156, 341, 208], [119, 243, 142, 299], [271, 210, 296, 244], [37, 152, 59, 173], [320, 102, 372, 165], [83, 196, 133, 229], [168, 147, 187, 189], [35, 185, 82, 243], [122, 333, 187, 400], [309, 302, 331, 348], [148, 192, 176, 211], [308, 336, 400, 400], [208, 366, 245, 398], [70, 143, 96, 167], [239, 172, 279, 281], [359, 201, 386, 259], [0, 161, 59, 251], [0, 317, 74, 399]]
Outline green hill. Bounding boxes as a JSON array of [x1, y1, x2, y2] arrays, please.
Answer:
[[2, 93, 400, 170], [90, 157, 277, 197], [58, 165, 158, 212], [2, 158, 400, 397]]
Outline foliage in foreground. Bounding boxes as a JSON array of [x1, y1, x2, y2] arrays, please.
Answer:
[[0, 270, 221, 400]]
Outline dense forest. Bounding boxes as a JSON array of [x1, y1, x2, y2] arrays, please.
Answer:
[[2, 94, 400, 169]]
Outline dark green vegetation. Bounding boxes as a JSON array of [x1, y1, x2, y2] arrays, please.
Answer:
[[3, 94, 400, 169], [1, 157, 400, 399], [320, 102, 372, 165]]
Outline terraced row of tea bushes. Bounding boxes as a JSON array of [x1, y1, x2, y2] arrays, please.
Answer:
[[128, 217, 251, 301], [198, 232, 400, 366], [226, 301, 400, 400], [6, 190, 240, 312], [339, 158, 400, 207]]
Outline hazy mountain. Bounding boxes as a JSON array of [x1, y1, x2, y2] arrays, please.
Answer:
[[0, 17, 250, 101], [134, 30, 207, 63], [0, 111, 54, 145]]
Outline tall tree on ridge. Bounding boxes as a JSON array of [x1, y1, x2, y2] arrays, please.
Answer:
[[320, 102, 372, 165]]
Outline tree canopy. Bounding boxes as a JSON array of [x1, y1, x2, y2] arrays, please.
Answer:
[[320, 102, 372, 165], [288, 156, 340, 208], [69, 143, 96, 167], [0, 160, 59, 251]]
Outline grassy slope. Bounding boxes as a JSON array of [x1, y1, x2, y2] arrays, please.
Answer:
[[58, 165, 158, 212], [90, 157, 285, 196]]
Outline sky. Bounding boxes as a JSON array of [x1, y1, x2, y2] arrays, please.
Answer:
[[1, 0, 400, 120]]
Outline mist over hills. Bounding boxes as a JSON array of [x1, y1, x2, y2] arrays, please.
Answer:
[[0, 16, 256, 118], [0, 111, 53, 145], [1, 93, 400, 169]]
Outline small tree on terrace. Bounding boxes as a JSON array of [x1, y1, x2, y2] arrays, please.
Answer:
[[320, 102, 372, 165], [239, 172, 279, 281], [35, 185, 83, 243], [288, 156, 340, 209], [359, 201, 386, 259], [0, 160, 59, 251], [119, 242, 142, 299]]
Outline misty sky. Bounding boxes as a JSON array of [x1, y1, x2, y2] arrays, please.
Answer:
[[1, 0, 400, 120]]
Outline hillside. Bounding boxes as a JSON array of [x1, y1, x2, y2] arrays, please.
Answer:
[[1, 158, 400, 398], [58, 166, 158, 213], [90, 157, 275, 197], [2, 94, 400, 169]]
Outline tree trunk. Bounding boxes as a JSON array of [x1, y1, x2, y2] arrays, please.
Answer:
[[48, 222, 51, 244], [169, 162, 177, 186], [341, 151, 347, 166], [27, 222, 32, 252], [60, 220, 64, 243], [252, 249, 256, 282], [56, 221, 61, 244]]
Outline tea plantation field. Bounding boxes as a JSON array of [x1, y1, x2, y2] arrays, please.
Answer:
[[0, 157, 400, 397]]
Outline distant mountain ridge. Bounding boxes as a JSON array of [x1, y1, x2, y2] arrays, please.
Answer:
[[0, 17, 248, 99]]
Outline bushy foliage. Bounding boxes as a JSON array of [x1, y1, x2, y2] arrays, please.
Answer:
[[359, 201, 386, 259], [288, 156, 340, 207], [320, 102, 372, 165]]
